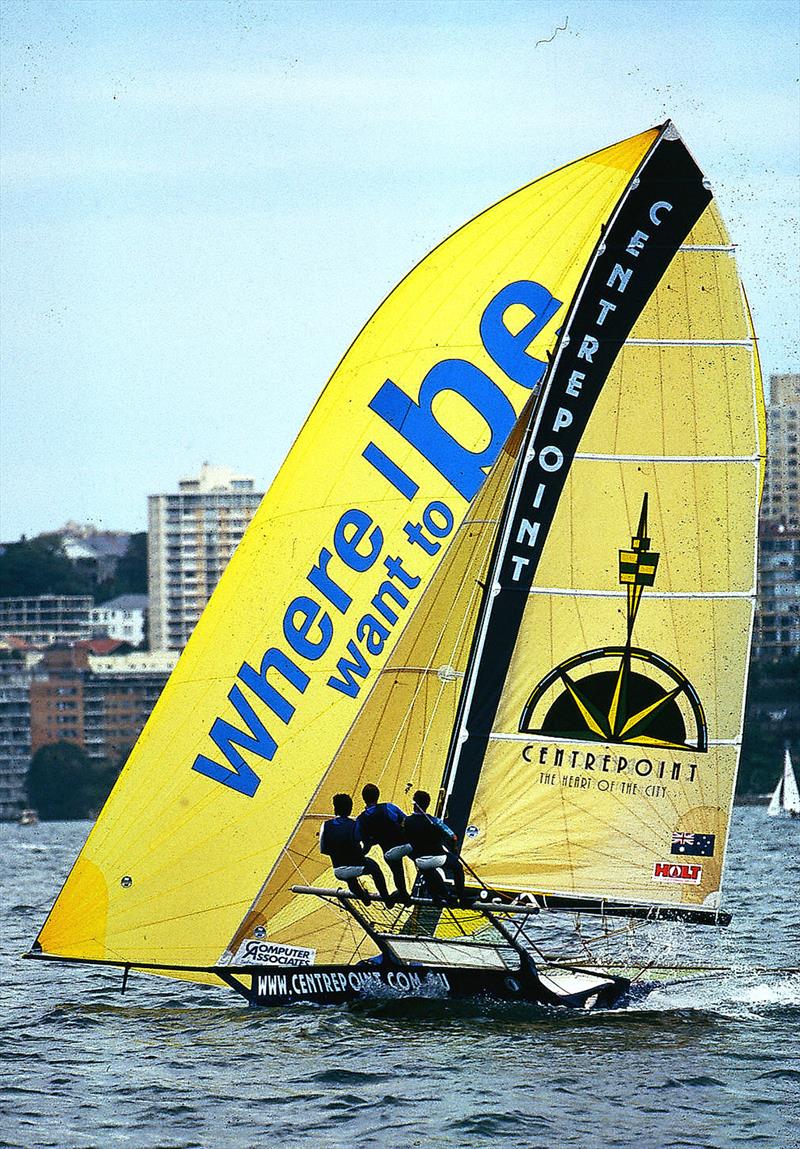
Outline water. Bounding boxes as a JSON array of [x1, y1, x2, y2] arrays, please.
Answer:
[[2, 808, 798, 1149]]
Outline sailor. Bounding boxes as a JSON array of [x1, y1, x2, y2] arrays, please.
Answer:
[[356, 784, 412, 903], [320, 793, 392, 904], [402, 790, 466, 905]]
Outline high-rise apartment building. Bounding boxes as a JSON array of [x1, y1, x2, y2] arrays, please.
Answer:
[[762, 373, 799, 528], [0, 595, 93, 647], [753, 522, 800, 659], [29, 646, 177, 763], [147, 465, 264, 650], [0, 650, 34, 819], [754, 373, 800, 659]]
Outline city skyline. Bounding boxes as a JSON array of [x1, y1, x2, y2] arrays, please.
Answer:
[[2, 0, 798, 541]]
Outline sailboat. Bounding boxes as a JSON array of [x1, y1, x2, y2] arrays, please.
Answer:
[[767, 749, 800, 817], [27, 122, 766, 1009]]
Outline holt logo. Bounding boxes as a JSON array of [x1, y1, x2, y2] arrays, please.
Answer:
[[652, 861, 703, 884]]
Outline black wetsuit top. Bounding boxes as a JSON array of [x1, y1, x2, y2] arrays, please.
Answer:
[[319, 816, 366, 867], [356, 802, 406, 849], [403, 812, 451, 858]]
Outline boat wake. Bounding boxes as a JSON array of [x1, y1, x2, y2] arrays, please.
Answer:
[[627, 971, 800, 1017], [342, 970, 800, 1024]]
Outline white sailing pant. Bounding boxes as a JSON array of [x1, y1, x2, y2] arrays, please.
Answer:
[[333, 865, 367, 880]]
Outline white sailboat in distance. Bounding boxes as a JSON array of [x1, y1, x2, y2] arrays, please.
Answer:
[[767, 749, 800, 817]]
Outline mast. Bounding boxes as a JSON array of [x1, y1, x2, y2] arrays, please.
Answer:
[[440, 122, 713, 840]]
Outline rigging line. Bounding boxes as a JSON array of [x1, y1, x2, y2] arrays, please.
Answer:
[[404, 543, 497, 779], [243, 609, 428, 907], [546, 784, 685, 860], [91, 891, 267, 935], [379, 504, 504, 787], [364, 517, 493, 782]]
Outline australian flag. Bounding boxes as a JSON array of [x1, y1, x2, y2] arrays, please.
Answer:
[[671, 832, 715, 857]]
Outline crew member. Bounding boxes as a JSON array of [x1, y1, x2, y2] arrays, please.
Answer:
[[320, 793, 392, 904], [356, 783, 412, 902], [403, 790, 466, 905]]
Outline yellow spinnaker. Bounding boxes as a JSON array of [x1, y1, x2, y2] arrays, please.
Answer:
[[36, 129, 658, 973]]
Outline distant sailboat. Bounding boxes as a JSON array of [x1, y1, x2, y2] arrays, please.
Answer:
[[27, 122, 767, 1008], [767, 749, 800, 817]]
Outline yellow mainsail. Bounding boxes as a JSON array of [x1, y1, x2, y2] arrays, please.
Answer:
[[35, 128, 663, 976], [452, 197, 765, 911]]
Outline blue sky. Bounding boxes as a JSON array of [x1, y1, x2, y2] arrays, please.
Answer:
[[1, 0, 798, 540]]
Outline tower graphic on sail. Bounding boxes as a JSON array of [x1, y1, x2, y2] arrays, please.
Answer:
[[608, 493, 662, 740], [519, 495, 707, 752]]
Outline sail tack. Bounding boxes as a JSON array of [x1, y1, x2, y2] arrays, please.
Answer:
[[36, 129, 661, 973]]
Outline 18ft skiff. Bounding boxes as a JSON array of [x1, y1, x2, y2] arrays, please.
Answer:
[[28, 122, 766, 1009]]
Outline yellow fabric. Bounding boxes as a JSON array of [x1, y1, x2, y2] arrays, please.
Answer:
[[463, 202, 764, 910], [226, 418, 524, 964], [37, 129, 658, 972]]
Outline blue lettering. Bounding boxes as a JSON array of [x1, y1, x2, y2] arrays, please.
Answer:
[[237, 647, 309, 723], [283, 595, 333, 661], [369, 359, 516, 501], [307, 548, 351, 614], [362, 442, 419, 500], [422, 500, 454, 538], [328, 641, 371, 697], [192, 684, 275, 796], [479, 280, 562, 388], [333, 508, 382, 572]]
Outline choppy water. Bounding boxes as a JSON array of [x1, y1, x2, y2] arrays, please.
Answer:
[[1, 808, 798, 1149]]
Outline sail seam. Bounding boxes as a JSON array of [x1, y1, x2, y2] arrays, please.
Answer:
[[525, 588, 754, 599], [625, 338, 752, 346], [573, 453, 759, 462], [488, 733, 742, 746]]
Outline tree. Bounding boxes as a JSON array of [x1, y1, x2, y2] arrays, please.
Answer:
[[27, 742, 118, 820], [0, 536, 95, 598], [95, 532, 148, 603]]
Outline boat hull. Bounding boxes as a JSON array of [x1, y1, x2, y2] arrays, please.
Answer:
[[235, 962, 630, 1010]]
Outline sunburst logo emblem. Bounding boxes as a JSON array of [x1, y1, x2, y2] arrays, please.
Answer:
[[519, 495, 707, 752]]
